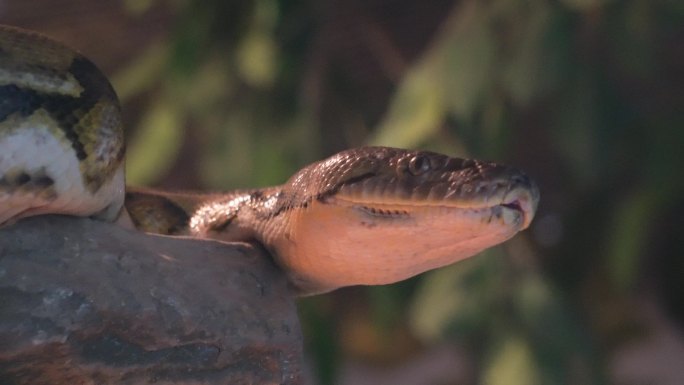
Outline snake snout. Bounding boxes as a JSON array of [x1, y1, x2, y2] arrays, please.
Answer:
[[501, 172, 539, 229]]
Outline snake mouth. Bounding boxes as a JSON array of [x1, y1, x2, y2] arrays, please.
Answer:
[[324, 196, 533, 231], [327, 182, 538, 230], [327, 164, 540, 230], [497, 188, 539, 230], [496, 200, 527, 229], [500, 200, 522, 211]]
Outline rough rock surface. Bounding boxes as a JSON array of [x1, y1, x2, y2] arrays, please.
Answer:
[[0, 215, 302, 384]]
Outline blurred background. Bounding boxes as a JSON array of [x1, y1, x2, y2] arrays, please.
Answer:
[[2, 0, 682, 383]]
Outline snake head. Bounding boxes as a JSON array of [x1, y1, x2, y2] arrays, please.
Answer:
[[304, 146, 539, 230], [272, 146, 540, 295]]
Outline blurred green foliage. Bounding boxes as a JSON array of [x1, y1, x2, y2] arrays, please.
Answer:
[[114, 0, 683, 383]]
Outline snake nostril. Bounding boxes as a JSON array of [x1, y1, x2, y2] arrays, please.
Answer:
[[510, 173, 529, 186], [15, 172, 31, 185]]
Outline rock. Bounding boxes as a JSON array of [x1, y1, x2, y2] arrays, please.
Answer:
[[0, 216, 302, 384]]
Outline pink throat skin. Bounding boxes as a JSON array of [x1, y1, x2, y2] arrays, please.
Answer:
[[261, 184, 536, 295]]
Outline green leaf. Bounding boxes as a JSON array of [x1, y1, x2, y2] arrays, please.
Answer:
[[370, 2, 497, 148], [605, 188, 659, 290], [236, 0, 279, 88], [237, 31, 278, 87], [501, 4, 556, 106], [125, 100, 184, 185], [369, 61, 444, 148], [484, 332, 542, 385], [442, 3, 496, 118], [111, 42, 169, 102]]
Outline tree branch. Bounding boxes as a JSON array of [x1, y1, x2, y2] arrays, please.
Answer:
[[0, 216, 302, 384]]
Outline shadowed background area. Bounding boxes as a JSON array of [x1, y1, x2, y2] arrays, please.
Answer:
[[1, 0, 682, 384]]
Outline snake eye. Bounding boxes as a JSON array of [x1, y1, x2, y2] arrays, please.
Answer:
[[408, 155, 431, 176]]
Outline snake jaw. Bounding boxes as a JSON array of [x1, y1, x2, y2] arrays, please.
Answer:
[[268, 149, 540, 294], [274, 195, 530, 295]]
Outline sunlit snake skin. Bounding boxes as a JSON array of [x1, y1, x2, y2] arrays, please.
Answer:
[[0, 25, 539, 295]]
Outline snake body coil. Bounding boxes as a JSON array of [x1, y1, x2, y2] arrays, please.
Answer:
[[0, 25, 539, 295], [0, 25, 124, 225]]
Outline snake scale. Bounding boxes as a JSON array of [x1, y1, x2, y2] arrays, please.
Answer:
[[0, 25, 539, 295]]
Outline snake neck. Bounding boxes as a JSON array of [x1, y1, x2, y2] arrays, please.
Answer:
[[125, 187, 305, 287], [187, 188, 287, 244], [124, 188, 284, 242]]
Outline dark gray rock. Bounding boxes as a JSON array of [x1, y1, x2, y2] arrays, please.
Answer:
[[0, 216, 302, 384]]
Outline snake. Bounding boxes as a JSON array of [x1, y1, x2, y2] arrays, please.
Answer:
[[0, 25, 539, 295]]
